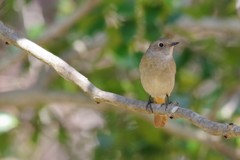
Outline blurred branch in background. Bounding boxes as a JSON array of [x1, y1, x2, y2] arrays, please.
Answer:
[[0, 89, 90, 106], [236, 0, 240, 16], [165, 122, 240, 160], [173, 17, 240, 41], [0, 52, 26, 73], [37, 0, 101, 45]]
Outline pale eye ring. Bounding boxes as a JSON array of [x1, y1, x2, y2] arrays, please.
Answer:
[[158, 42, 164, 47]]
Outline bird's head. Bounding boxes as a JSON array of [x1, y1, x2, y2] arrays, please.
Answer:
[[147, 38, 179, 59]]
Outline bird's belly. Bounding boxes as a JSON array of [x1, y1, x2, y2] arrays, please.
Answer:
[[141, 75, 175, 97], [140, 65, 175, 97]]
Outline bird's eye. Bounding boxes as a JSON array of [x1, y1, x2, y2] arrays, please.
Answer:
[[158, 43, 164, 47]]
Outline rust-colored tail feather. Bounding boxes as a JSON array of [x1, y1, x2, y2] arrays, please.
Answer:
[[154, 97, 168, 128]]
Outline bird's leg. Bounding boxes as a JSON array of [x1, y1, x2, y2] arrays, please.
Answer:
[[146, 95, 154, 113], [165, 94, 171, 104], [164, 94, 179, 110], [164, 94, 171, 111]]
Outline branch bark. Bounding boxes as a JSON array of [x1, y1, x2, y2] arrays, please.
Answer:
[[0, 21, 240, 138]]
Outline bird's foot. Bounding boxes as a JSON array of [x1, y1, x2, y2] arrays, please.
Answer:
[[146, 96, 154, 113], [161, 95, 179, 111], [162, 94, 171, 111]]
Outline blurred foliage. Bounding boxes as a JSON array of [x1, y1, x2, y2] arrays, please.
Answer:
[[1, 0, 240, 159]]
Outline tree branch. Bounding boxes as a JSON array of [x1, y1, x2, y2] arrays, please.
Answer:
[[0, 21, 240, 138]]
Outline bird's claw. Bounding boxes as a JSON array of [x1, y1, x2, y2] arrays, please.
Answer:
[[146, 96, 154, 113], [146, 102, 153, 113]]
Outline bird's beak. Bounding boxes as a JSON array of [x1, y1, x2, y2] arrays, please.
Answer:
[[170, 42, 179, 46]]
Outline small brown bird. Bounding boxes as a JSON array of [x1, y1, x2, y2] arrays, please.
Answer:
[[139, 38, 179, 128]]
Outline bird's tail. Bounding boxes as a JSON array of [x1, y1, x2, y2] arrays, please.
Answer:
[[154, 97, 168, 128]]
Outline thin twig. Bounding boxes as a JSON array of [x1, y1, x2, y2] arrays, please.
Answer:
[[0, 21, 240, 138]]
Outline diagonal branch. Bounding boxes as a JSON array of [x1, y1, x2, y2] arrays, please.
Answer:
[[0, 21, 240, 138]]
